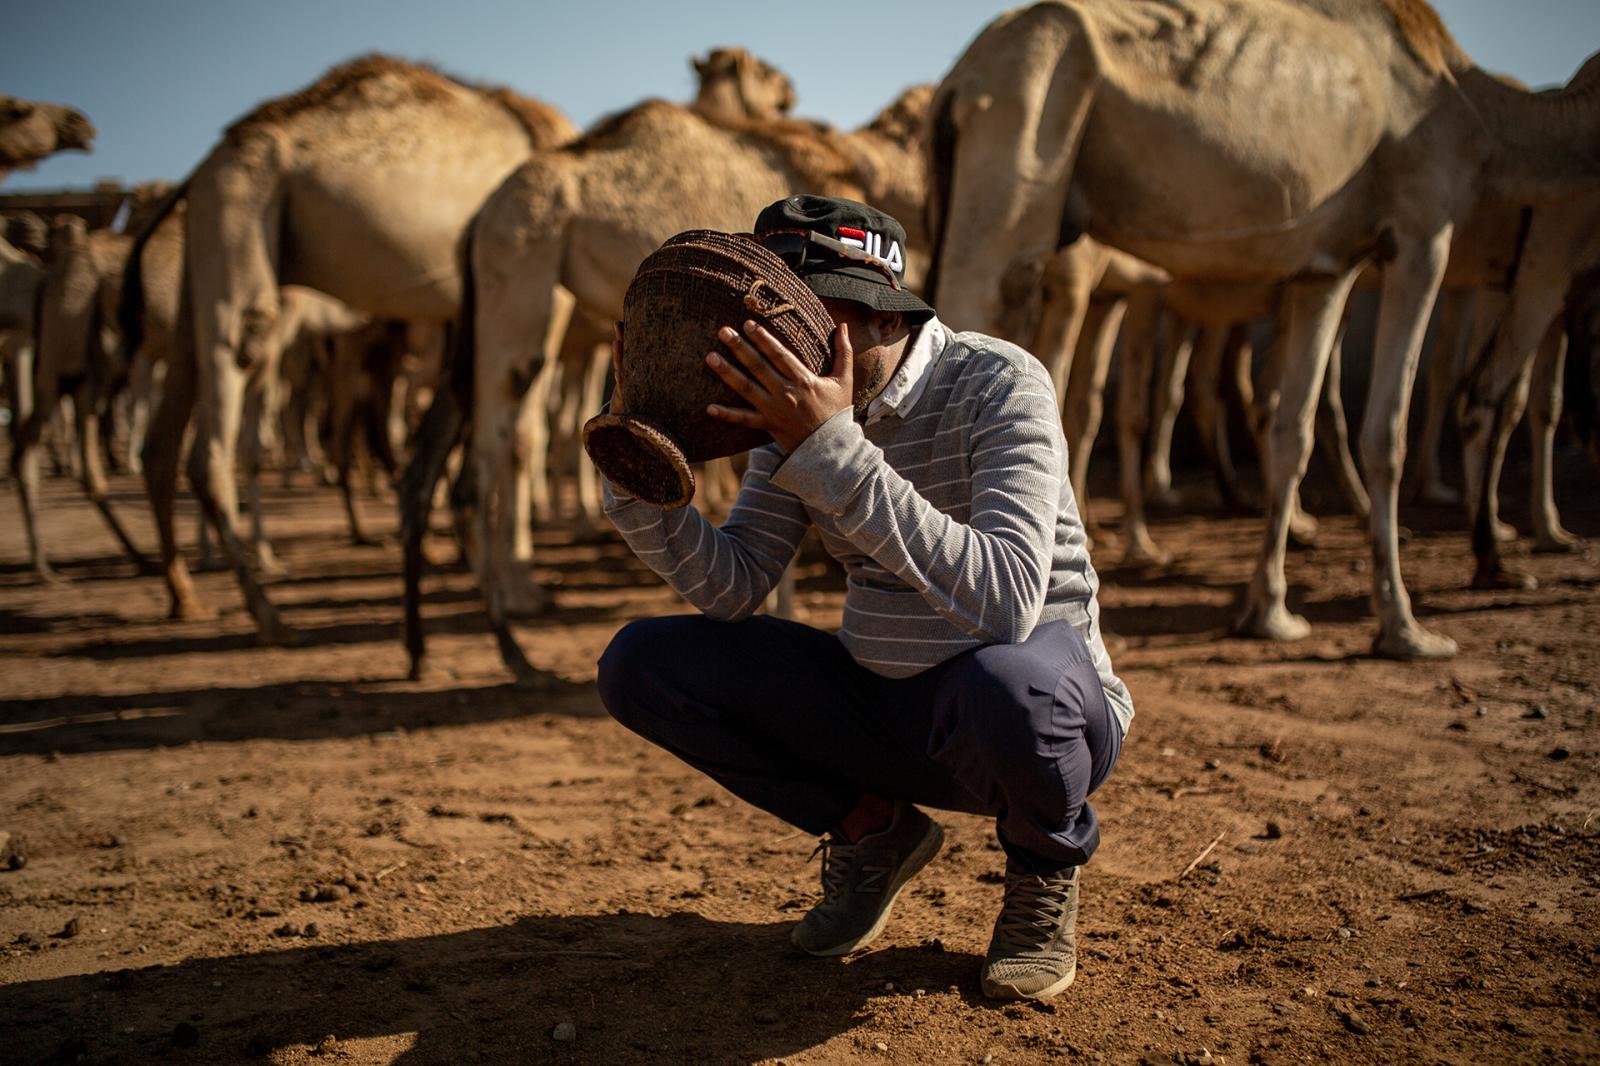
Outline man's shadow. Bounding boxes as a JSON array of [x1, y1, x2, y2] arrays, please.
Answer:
[[2, 910, 984, 1064]]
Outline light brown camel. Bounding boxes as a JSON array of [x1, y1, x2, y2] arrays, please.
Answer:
[[927, 0, 1600, 658], [122, 55, 576, 643], [10, 216, 153, 578], [400, 86, 935, 682], [528, 51, 814, 531], [0, 97, 94, 184], [694, 47, 797, 121]]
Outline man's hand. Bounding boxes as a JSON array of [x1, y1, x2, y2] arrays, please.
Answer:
[[705, 320, 854, 453], [608, 321, 626, 415]]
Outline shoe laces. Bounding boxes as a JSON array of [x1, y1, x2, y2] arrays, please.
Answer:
[[995, 871, 1072, 952], [810, 837, 859, 903]]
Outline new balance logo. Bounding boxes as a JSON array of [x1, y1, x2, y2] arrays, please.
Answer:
[[837, 226, 905, 274], [858, 864, 891, 893]]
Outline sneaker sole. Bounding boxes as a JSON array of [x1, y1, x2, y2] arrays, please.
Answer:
[[793, 820, 945, 957], [981, 959, 1077, 1002]]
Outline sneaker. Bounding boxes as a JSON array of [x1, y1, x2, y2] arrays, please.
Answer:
[[981, 862, 1079, 1000], [790, 803, 944, 956]]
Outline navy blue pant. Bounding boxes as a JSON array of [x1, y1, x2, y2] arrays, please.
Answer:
[[597, 616, 1121, 872]]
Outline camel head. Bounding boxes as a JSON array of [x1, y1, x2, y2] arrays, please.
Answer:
[[864, 84, 935, 151], [2, 210, 49, 258], [691, 47, 796, 122], [0, 97, 95, 172]]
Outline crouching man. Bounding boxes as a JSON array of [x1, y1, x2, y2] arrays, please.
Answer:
[[596, 195, 1131, 1001]]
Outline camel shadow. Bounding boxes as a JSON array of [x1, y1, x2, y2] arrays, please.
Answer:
[[0, 912, 985, 1065], [0, 675, 602, 755]]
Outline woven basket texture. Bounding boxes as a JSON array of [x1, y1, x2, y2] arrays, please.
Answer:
[[618, 229, 835, 461]]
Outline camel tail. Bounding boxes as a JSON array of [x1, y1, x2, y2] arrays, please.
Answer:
[[117, 177, 188, 359], [399, 218, 478, 679], [922, 87, 958, 308]]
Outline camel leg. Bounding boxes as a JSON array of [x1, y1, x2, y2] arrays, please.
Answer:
[[470, 228, 574, 683], [1362, 229, 1458, 658], [399, 377, 466, 682], [1412, 287, 1472, 505], [1235, 270, 1358, 642], [1144, 318, 1195, 510], [1034, 241, 1105, 412], [1188, 323, 1254, 513], [514, 353, 558, 553], [574, 339, 610, 527], [140, 319, 211, 621], [5, 334, 63, 583], [1459, 274, 1567, 589], [124, 350, 153, 477], [238, 376, 285, 574], [1529, 324, 1579, 553], [1316, 327, 1371, 519], [1061, 296, 1123, 538], [322, 334, 378, 548], [1254, 326, 1322, 546], [73, 383, 152, 572], [1114, 286, 1169, 565]]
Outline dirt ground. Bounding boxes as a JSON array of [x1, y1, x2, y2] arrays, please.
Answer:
[[1, 449, 1597, 1066]]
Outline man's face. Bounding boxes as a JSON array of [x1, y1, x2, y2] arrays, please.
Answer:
[[820, 298, 907, 415]]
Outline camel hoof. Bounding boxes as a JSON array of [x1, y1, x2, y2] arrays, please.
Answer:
[[1233, 602, 1312, 642], [1416, 482, 1462, 508], [1532, 530, 1583, 554], [1492, 519, 1518, 544], [1371, 624, 1457, 660], [193, 556, 228, 574], [1121, 539, 1171, 568], [1144, 483, 1181, 512], [257, 620, 301, 648], [1287, 524, 1319, 551], [1471, 564, 1537, 591], [34, 566, 69, 587], [501, 584, 552, 620], [171, 600, 217, 622]]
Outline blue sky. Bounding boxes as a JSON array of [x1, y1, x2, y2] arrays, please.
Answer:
[[6, 0, 1599, 191]]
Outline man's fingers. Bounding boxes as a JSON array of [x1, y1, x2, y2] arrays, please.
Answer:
[[717, 325, 788, 392], [706, 403, 766, 428], [742, 320, 810, 379], [705, 350, 767, 404], [829, 323, 854, 382]]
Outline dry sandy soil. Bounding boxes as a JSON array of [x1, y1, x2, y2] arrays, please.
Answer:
[[1, 451, 1597, 1065]]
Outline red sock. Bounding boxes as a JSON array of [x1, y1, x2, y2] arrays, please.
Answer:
[[837, 793, 895, 843]]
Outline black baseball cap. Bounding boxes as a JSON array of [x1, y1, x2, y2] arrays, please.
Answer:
[[754, 195, 934, 322]]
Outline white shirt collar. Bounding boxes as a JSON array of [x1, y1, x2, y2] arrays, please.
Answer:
[[864, 316, 947, 425]]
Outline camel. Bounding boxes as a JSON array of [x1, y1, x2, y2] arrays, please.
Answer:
[[694, 47, 797, 121], [1459, 182, 1600, 589], [0, 97, 94, 184], [10, 216, 152, 578], [119, 55, 577, 642], [400, 85, 936, 682], [531, 80, 934, 534], [927, 0, 1600, 659]]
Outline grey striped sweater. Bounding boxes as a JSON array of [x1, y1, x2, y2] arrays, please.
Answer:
[[601, 318, 1134, 736]]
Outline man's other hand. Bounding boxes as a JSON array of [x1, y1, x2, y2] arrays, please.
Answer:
[[705, 320, 854, 453]]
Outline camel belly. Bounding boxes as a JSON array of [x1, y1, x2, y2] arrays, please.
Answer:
[[1068, 0, 1388, 253], [281, 166, 512, 321]]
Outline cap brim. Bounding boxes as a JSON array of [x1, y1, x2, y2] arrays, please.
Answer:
[[796, 265, 935, 321]]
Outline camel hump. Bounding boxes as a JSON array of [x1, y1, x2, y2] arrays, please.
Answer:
[[1379, 0, 1466, 75], [481, 88, 578, 149], [224, 53, 554, 142]]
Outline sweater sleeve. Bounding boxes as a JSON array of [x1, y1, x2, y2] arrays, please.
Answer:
[[602, 445, 810, 621], [769, 372, 1062, 644]]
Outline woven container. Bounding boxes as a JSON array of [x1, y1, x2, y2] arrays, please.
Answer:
[[584, 229, 835, 508]]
